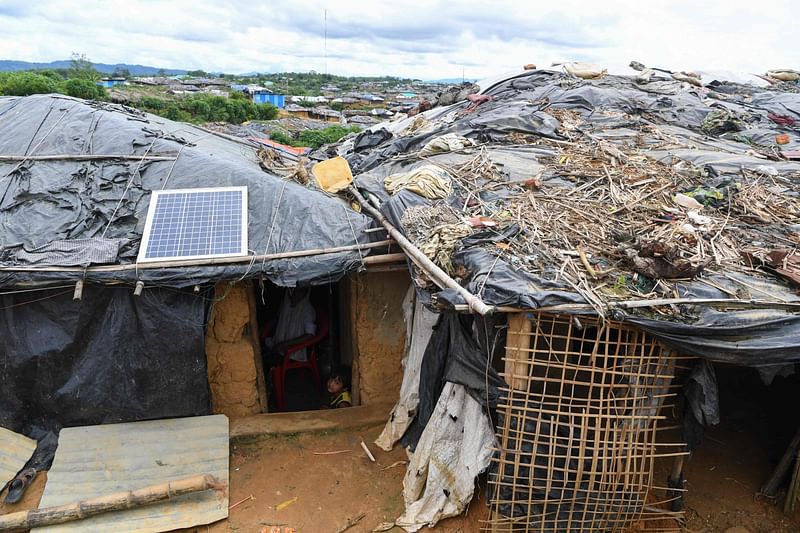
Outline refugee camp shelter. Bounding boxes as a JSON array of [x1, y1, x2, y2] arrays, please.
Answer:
[[308, 66, 800, 531], [0, 94, 410, 472]]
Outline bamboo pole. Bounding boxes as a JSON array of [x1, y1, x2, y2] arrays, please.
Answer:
[[505, 313, 533, 390], [193, 125, 260, 148], [348, 185, 494, 316], [448, 297, 800, 313], [361, 253, 405, 265], [762, 424, 800, 497], [0, 474, 222, 532], [784, 450, 800, 513], [0, 239, 395, 273], [0, 154, 177, 162], [246, 280, 269, 413]]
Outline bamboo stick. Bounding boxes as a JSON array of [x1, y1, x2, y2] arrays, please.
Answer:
[[449, 297, 800, 313], [504, 313, 532, 390], [0, 474, 222, 532], [348, 185, 494, 316], [784, 450, 800, 513], [0, 154, 177, 162], [762, 424, 800, 497], [193, 125, 260, 148], [0, 239, 395, 273], [362, 253, 406, 265]]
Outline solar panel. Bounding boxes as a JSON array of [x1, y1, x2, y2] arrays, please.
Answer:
[[137, 186, 248, 263]]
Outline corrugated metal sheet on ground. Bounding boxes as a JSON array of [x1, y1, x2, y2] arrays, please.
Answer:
[[34, 415, 229, 533], [0, 426, 36, 490]]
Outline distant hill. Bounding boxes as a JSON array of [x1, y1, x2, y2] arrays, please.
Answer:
[[425, 78, 478, 84], [0, 59, 187, 76]]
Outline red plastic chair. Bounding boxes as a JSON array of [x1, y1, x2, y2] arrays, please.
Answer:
[[271, 307, 329, 411]]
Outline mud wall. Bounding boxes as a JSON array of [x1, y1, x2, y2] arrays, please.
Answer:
[[205, 282, 262, 418], [349, 270, 411, 406]]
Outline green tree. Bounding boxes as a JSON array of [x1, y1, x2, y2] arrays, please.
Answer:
[[269, 131, 293, 145], [164, 104, 190, 122], [38, 69, 65, 82], [295, 125, 361, 148], [64, 78, 105, 100], [112, 67, 131, 79], [0, 72, 58, 96], [255, 104, 278, 120], [186, 70, 207, 77], [138, 96, 167, 110], [69, 53, 100, 81]]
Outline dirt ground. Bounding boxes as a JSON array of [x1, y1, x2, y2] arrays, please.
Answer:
[[200, 423, 486, 533], [662, 423, 800, 533], [3, 420, 800, 532]]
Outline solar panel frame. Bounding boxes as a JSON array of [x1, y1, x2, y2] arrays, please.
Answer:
[[137, 186, 248, 264]]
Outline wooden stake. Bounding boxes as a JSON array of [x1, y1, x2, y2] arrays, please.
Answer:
[[0, 474, 222, 532], [334, 512, 366, 533], [505, 313, 533, 390], [785, 451, 800, 513], [246, 280, 269, 413]]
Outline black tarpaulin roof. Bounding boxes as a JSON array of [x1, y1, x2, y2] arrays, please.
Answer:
[[328, 69, 800, 365], [0, 94, 372, 288]]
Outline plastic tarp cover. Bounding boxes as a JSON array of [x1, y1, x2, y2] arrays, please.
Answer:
[[625, 308, 800, 366], [401, 313, 503, 450], [375, 286, 438, 452], [0, 285, 211, 468], [0, 95, 372, 289], [397, 382, 495, 532], [381, 311, 503, 530]]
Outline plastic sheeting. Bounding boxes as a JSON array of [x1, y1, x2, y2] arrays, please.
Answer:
[[0, 284, 211, 468], [397, 382, 495, 531], [401, 313, 504, 450], [380, 310, 503, 530], [0, 95, 372, 288], [339, 70, 800, 367]]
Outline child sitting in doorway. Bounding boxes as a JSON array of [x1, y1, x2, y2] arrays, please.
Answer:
[[326, 366, 352, 408]]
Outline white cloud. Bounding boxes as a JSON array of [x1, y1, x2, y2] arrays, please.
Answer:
[[0, 0, 797, 79]]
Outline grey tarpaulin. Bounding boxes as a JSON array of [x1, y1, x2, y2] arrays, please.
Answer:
[[0, 94, 373, 288], [398, 382, 495, 531], [13, 238, 127, 266], [0, 284, 211, 469]]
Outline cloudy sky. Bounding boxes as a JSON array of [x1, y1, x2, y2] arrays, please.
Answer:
[[1, 0, 797, 79]]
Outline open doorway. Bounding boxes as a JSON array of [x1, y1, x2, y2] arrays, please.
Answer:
[[204, 271, 411, 419], [254, 280, 350, 413], [672, 363, 800, 531]]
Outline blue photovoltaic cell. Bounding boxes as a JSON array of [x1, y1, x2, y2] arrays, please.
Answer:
[[143, 189, 244, 260]]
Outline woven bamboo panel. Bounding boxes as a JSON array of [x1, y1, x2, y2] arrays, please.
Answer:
[[486, 313, 689, 532]]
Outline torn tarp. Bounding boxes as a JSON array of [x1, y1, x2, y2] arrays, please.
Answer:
[[401, 312, 504, 450], [397, 382, 495, 532]]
